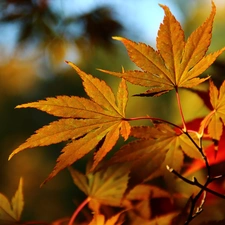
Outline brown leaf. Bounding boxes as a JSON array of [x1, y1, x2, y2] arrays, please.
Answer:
[[109, 124, 202, 185]]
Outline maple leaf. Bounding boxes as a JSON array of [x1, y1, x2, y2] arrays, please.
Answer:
[[109, 123, 202, 184], [126, 184, 171, 202], [100, 1, 225, 96], [123, 184, 172, 221], [200, 80, 225, 141], [69, 163, 129, 213], [0, 178, 24, 222], [9, 62, 131, 183], [88, 212, 124, 225]]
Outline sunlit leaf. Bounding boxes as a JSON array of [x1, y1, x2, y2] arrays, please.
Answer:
[[9, 63, 131, 183], [100, 2, 225, 96], [200, 80, 225, 141]]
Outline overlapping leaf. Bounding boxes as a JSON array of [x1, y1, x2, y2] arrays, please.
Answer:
[[0, 178, 24, 222], [200, 80, 225, 141], [9, 62, 131, 182], [123, 184, 172, 221], [88, 213, 124, 225], [69, 163, 129, 212], [100, 2, 225, 96], [109, 124, 202, 183]]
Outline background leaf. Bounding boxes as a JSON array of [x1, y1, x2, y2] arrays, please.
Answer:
[[0, 194, 15, 221], [206, 80, 225, 141], [69, 163, 129, 212], [11, 177, 24, 220], [0, 178, 24, 222]]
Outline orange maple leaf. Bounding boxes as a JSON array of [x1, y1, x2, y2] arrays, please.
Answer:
[[100, 2, 225, 96], [9, 62, 131, 183], [109, 123, 202, 184], [200, 80, 225, 141]]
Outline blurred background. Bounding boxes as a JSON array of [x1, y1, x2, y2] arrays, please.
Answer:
[[0, 0, 225, 223]]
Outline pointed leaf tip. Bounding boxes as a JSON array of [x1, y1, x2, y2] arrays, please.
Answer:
[[12, 177, 24, 220], [112, 36, 122, 41], [66, 61, 80, 72], [8, 153, 13, 161], [106, 1, 222, 96]]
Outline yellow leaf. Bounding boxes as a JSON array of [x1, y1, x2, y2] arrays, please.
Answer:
[[67, 61, 120, 115], [0, 194, 15, 221], [178, 2, 215, 83], [9, 63, 131, 183], [0, 178, 24, 222], [117, 78, 128, 116], [202, 80, 225, 141], [157, 4, 185, 83], [92, 123, 120, 170], [120, 121, 131, 141], [16, 96, 106, 118], [69, 164, 129, 212], [100, 1, 225, 97], [11, 178, 24, 220]]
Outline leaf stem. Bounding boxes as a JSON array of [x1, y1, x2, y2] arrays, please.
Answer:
[[68, 197, 91, 225], [175, 87, 187, 132], [125, 116, 182, 130]]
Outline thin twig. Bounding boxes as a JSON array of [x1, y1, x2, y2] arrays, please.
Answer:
[[167, 166, 225, 199], [183, 131, 211, 178], [167, 166, 225, 224], [124, 116, 183, 130]]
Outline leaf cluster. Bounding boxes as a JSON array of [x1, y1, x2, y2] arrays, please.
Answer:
[[3, 1, 225, 225]]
